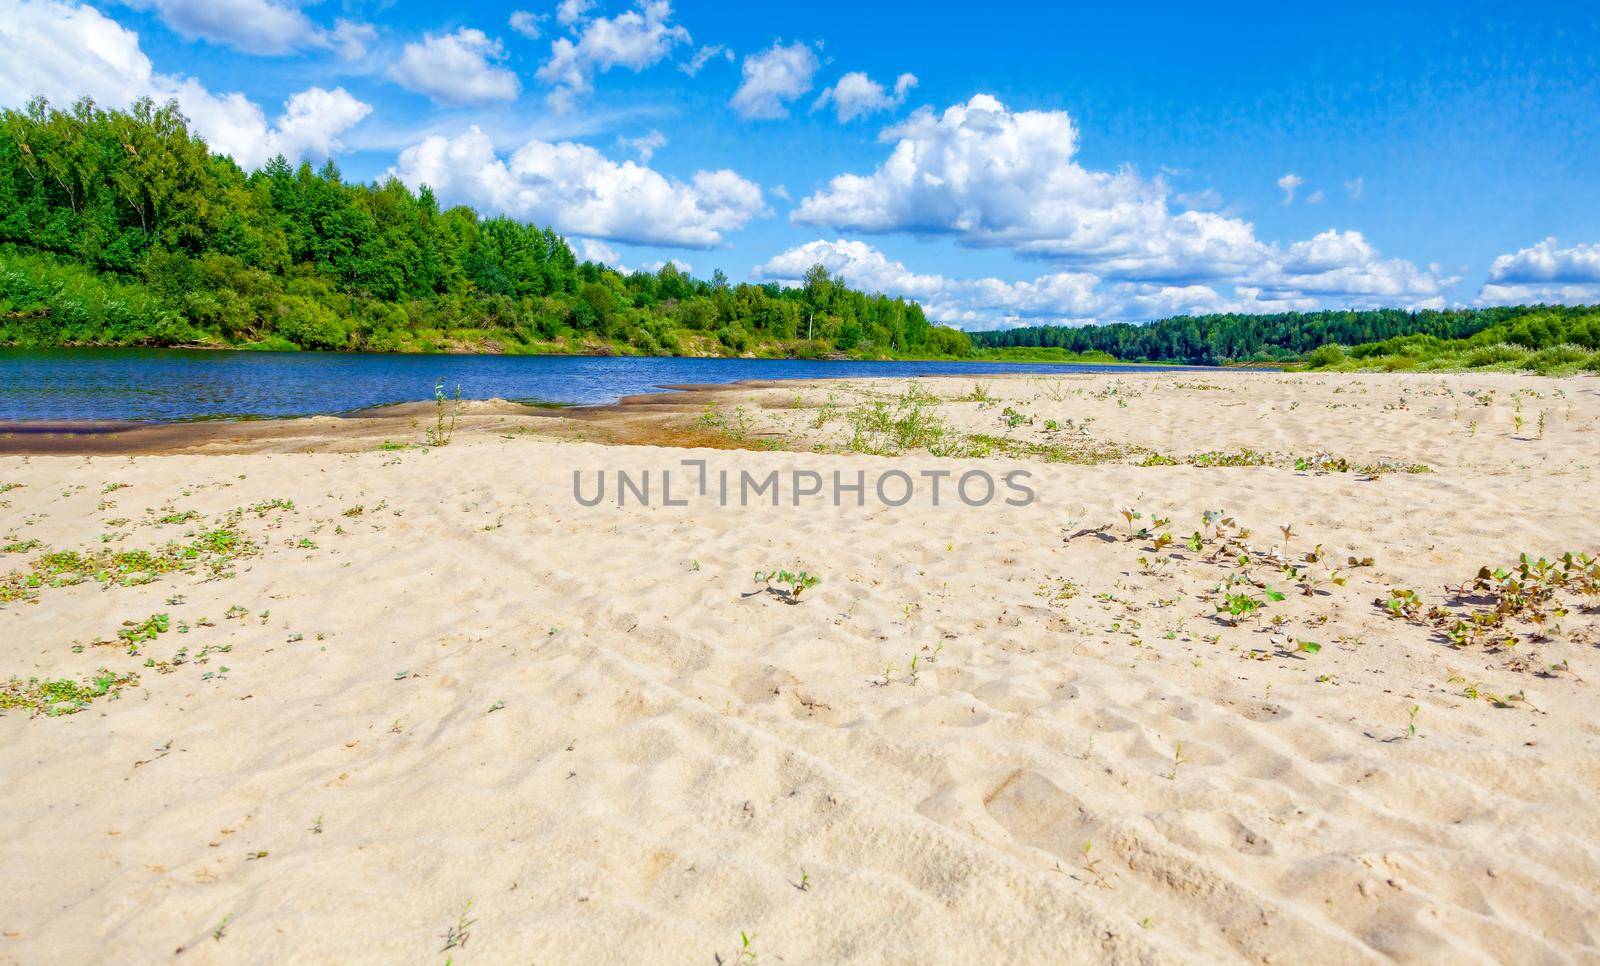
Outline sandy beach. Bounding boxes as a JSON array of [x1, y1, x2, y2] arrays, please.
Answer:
[[2, 370, 1598, 963]]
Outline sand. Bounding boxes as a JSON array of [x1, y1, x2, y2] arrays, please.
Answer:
[[1, 370, 1597, 963]]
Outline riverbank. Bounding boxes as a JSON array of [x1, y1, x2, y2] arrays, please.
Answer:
[[2, 370, 1598, 961]]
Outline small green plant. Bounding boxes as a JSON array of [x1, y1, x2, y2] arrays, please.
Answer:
[[117, 613, 170, 646], [1214, 586, 1283, 624], [999, 406, 1032, 428], [1378, 588, 1424, 620], [753, 569, 820, 603], [1080, 841, 1113, 889], [1405, 704, 1420, 739], [441, 901, 476, 953], [426, 380, 462, 447], [1165, 741, 1186, 781]]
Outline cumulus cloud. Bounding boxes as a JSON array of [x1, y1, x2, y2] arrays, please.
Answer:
[[391, 127, 767, 248], [268, 87, 375, 159], [508, 10, 546, 39], [791, 95, 1447, 311], [1277, 173, 1304, 205], [793, 95, 1270, 282], [573, 237, 623, 266], [121, 0, 373, 58], [536, 0, 690, 110], [813, 71, 916, 122], [1263, 230, 1449, 302], [388, 28, 520, 105], [1478, 238, 1600, 305], [730, 40, 819, 120], [680, 43, 732, 76], [755, 239, 1118, 327], [756, 235, 1448, 330], [0, 0, 370, 168]]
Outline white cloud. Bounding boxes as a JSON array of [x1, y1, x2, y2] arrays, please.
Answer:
[[1306, 189, 1324, 205], [794, 95, 1272, 282], [813, 71, 916, 123], [1487, 237, 1600, 284], [537, 0, 690, 110], [508, 10, 546, 40], [617, 129, 666, 161], [1478, 238, 1600, 305], [556, 0, 594, 27], [391, 127, 767, 248], [1264, 229, 1449, 301], [573, 237, 623, 266], [791, 95, 1447, 310], [1277, 172, 1304, 205], [388, 28, 520, 105], [730, 40, 819, 120], [754, 238, 1120, 327], [268, 86, 374, 160], [327, 20, 377, 60], [756, 235, 1449, 330], [1344, 176, 1364, 200], [121, 0, 372, 58], [0, 0, 370, 168], [680, 43, 732, 76]]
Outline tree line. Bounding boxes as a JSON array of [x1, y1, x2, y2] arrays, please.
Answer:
[[0, 97, 970, 357], [967, 305, 1600, 366]]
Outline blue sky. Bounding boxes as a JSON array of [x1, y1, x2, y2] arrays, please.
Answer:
[[3, 0, 1599, 326]]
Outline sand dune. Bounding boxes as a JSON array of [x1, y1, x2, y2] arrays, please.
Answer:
[[2, 371, 1597, 962]]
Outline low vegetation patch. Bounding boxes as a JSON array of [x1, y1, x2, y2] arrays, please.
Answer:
[[1, 525, 257, 604], [0, 669, 139, 717]]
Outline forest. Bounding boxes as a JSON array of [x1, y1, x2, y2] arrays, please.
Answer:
[[0, 97, 970, 358], [969, 305, 1600, 371]]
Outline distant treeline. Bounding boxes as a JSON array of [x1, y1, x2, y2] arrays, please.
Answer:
[[968, 305, 1600, 369], [1300, 306, 1600, 374], [0, 97, 969, 357]]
